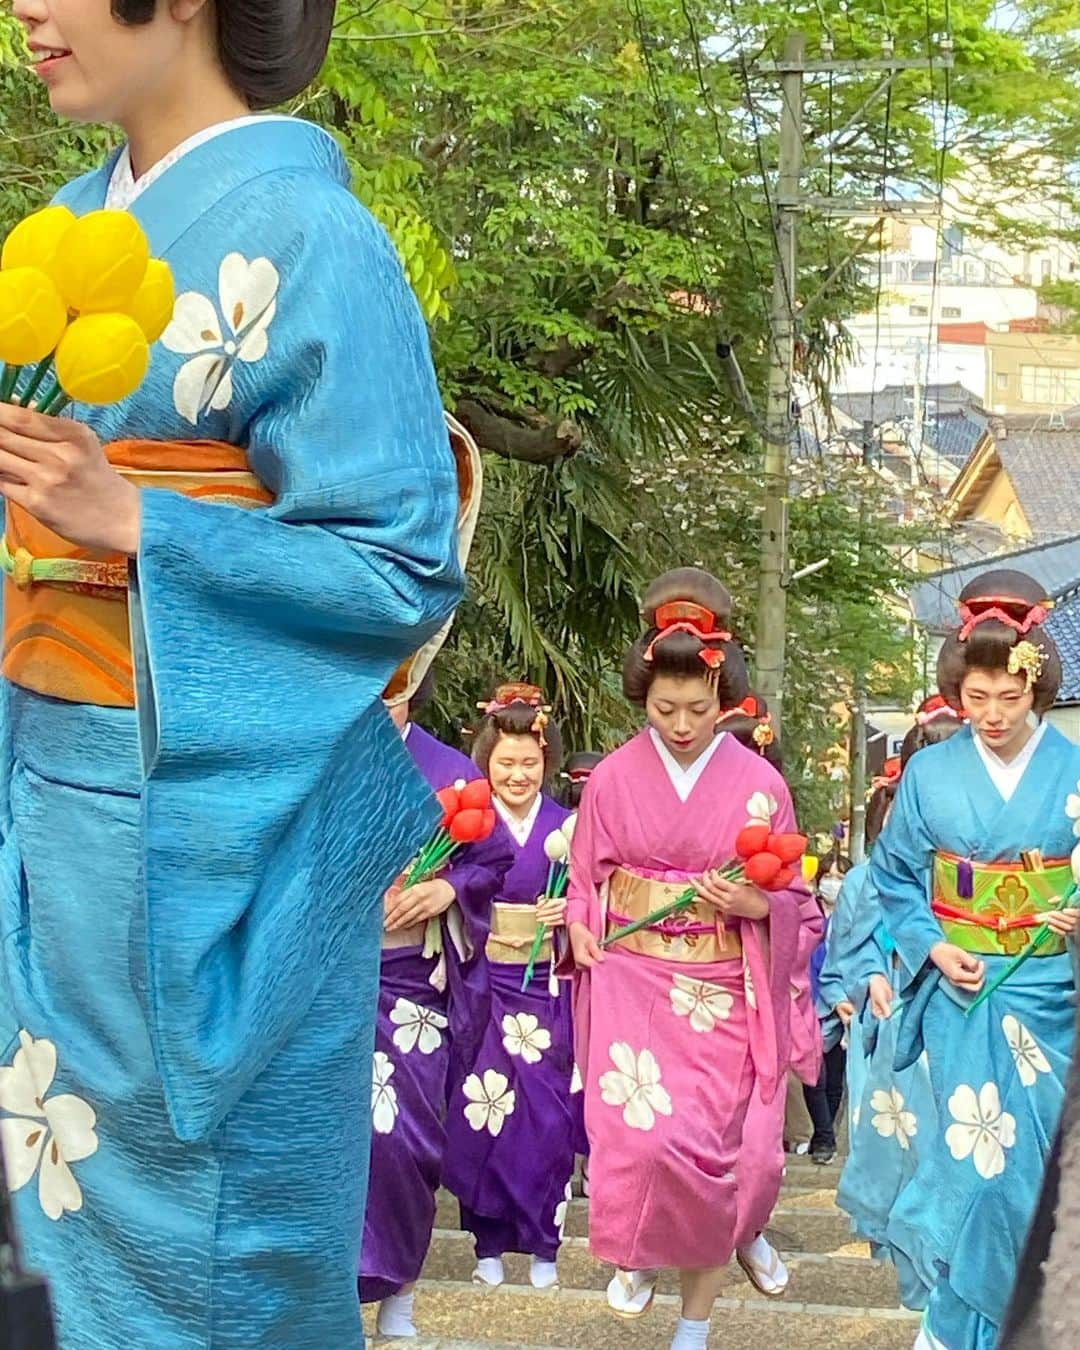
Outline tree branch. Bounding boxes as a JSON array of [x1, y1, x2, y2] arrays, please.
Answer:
[[455, 399, 583, 464], [528, 280, 640, 379]]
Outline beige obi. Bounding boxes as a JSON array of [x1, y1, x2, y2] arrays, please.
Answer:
[[485, 902, 552, 965], [605, 867, 742, 963], [382, 921, 428, 951]]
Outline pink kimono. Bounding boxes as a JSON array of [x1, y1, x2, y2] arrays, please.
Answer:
[[563, 729, 809, 1271]]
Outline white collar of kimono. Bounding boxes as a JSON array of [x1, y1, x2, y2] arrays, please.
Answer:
[[494, 793, 543, 847], [105, 114, 297, 210], [401, 721, 413, 743], [972, 718, 1047, 803], [648, 726, 726, 803]]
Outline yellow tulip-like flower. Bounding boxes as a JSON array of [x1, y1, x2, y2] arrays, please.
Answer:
[[123, 258, 175, 343], [0, 267, 69, 366], [53, 210, 150, 313], [55, 313, 149, 405], [1, 205, 77, 281], [802, 854, 820, 883]]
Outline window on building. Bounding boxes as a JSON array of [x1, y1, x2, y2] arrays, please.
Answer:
[[1042, 259, 1053, 282], [942, 306, 962, 318], [995, 372, 1009, 390], [1019, 364, 1080, 405], [909, 304, 929, 317]]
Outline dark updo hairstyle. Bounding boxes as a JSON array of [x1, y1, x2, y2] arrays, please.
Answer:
[[561, 751, 602, 809], [623, 568, 750, 709], [472, 684, 563, 783], [937, 569, 1061, 716], [111, 0, 336, 109], [716, 691, 783, 771], [865, 695, 967, 846]]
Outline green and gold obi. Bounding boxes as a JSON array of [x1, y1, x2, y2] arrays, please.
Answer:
[[931, 851, 1070, 958]]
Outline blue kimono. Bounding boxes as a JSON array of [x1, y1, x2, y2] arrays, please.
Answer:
[[0, 120, 461, 1348], [871, 724, 1079, 1350]]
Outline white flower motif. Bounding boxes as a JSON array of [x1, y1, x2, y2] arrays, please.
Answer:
[[669, 973, 734, 1033], [599, 1043, 673, 1132], [570, 1063, 584, 1094], [371, 1052, 399, 1135], [870, 1087, 918, 1150], [389, 998, 448, 1056], [743, 965, 758, 1010], [1067, 781, 1080, 838], [554, 1180, 573, 1238], [463, 1069, 516, 1137], [1002, 1015, 1051, 1089], [0, 1030, 98, 1222], [945, 1082, 1016, 1179], [745, 791, 778, 826], [161, 252, 279, 424], [501, 1012, 552, 1065]]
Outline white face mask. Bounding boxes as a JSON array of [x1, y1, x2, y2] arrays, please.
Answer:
[[818, 875, 842, 906]]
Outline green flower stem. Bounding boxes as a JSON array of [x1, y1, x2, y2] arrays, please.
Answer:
[[34, 379, 62, 415], [0, 365, 22, 404], [600, 886, 697, 948], [19, 357, 55, 408], [521, 923, 548, 991], [965, 882, 1079, 1015]]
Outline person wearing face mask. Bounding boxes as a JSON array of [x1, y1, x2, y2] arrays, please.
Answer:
[[441, 685, 574, 1293], [562, 569, 818, 1350], [870, 570, 1080, 1350], [0, 3, 463, 1347]]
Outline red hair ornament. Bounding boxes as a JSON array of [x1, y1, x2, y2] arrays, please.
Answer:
[[643, 599, 731, 671]]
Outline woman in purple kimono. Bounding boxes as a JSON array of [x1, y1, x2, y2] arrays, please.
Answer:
[[443, 684, 574, 1291], [359, 674, 514, 1338]]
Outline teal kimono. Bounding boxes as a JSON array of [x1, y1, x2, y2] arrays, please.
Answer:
[[871, 724, 1079, 1350], [0, 120, 461, 1347]]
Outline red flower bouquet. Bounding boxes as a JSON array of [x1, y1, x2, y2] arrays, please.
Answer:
[[403, 778, 497, 888]]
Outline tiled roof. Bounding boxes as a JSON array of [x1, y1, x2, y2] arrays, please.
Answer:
[[1047, 589, 1080, 703], [910, 532, 1080, 630], [833, 383, 985, 426], [990, 417, 1080, 542]]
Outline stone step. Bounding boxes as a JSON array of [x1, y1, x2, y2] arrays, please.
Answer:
[[364, 1281, 920, 1348], [435, 1194, 858, 1257], [421, 1231, 900, 1309]]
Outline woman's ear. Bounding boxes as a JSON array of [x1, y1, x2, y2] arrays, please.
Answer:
[[170, 0, 212, 22]]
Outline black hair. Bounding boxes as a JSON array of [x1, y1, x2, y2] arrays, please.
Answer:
[[561, 751, 602, 808], [111, 0, 335, 109], [472, 692, 562, 783]]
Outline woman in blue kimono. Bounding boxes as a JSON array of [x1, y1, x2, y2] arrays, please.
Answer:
[[832, 699, 963, 1307], [0, 3, 462, 1347], [871, 570, 1080, 1350]]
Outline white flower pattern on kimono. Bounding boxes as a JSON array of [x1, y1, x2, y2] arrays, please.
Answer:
[[745, 791, 778, 826], [554, 1180, 573, 1238], [0, 1031, 98, 1222], [371, 1052, 399, 1135], [389, 998, 448, 1056], [599, 1043, 673, 1131], [869, 1087, 917, 1150], [743, 965, 758, 1010], [1002, 1015, 1051, 1088], [1067, 780, 1080, 838], [669, 973, 734, 1033], [945, 1082, 1016, 1179], [501, 1012, 552, 1065], [463, 1069, 516, 1137], [161, 252, 279, 424]]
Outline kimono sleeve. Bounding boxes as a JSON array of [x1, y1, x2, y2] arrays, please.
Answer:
[[564, 771, 617, 941], [129, 181, 463, 1142], [870, 763, 943, 988]]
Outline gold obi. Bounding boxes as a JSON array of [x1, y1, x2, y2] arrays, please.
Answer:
[[605, 867, 742, 963], [382, 921, 428, 951], [931, 851, 1071, 958], [2, 439, 273, 708], [486, 902, 551, 966]]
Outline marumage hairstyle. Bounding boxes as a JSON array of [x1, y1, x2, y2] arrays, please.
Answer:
[[471, 686, 563, 783], [623, 567, 750, 708], [715, 690, 783, 771], [865, 695, 966, 846], [936, 568, 1061, 716], [561, 750, 603, 809], [111, 0, 336, 109]]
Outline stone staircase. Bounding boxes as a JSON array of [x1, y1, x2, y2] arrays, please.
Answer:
[[362, 1157, 920, 1349]]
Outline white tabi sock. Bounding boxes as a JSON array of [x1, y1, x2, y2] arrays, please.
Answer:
[[670, 1316, 710, 1350], [529, 1256, 559, 1289], [472, 1256, 505, 1287], [376, 1291, 418, 1338]]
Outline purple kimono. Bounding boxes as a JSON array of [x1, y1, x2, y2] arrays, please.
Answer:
[[444, 794, 577, 1261], [358, 724, 514, 1301]]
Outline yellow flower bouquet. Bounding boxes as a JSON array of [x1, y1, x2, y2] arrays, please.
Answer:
[[0, 205, 175, 415]]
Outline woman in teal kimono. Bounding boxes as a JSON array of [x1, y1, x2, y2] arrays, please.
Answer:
[[871, 570, 1080, 1350], [0, 3, 462, 1347]]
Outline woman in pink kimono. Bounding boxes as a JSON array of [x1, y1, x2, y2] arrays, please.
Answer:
[[564, 569, 814, 1350]]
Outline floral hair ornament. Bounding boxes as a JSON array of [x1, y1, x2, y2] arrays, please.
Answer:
[[716, 696, 759, 722], [958, 593, 1051, 642], [752, 719, 776, 752], [915, 694, 965, 727], [643, 599, 732, 670], [477, 682, 552, 747], [1006, 640, 1045, 692]]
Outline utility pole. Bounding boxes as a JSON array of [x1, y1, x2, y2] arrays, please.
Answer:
[[747, 35, 952, 741], [753, 32, 804, 739], [849, 418, 874, 864]]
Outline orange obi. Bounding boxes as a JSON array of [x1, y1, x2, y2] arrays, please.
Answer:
[[2, 439, 272, 708]]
